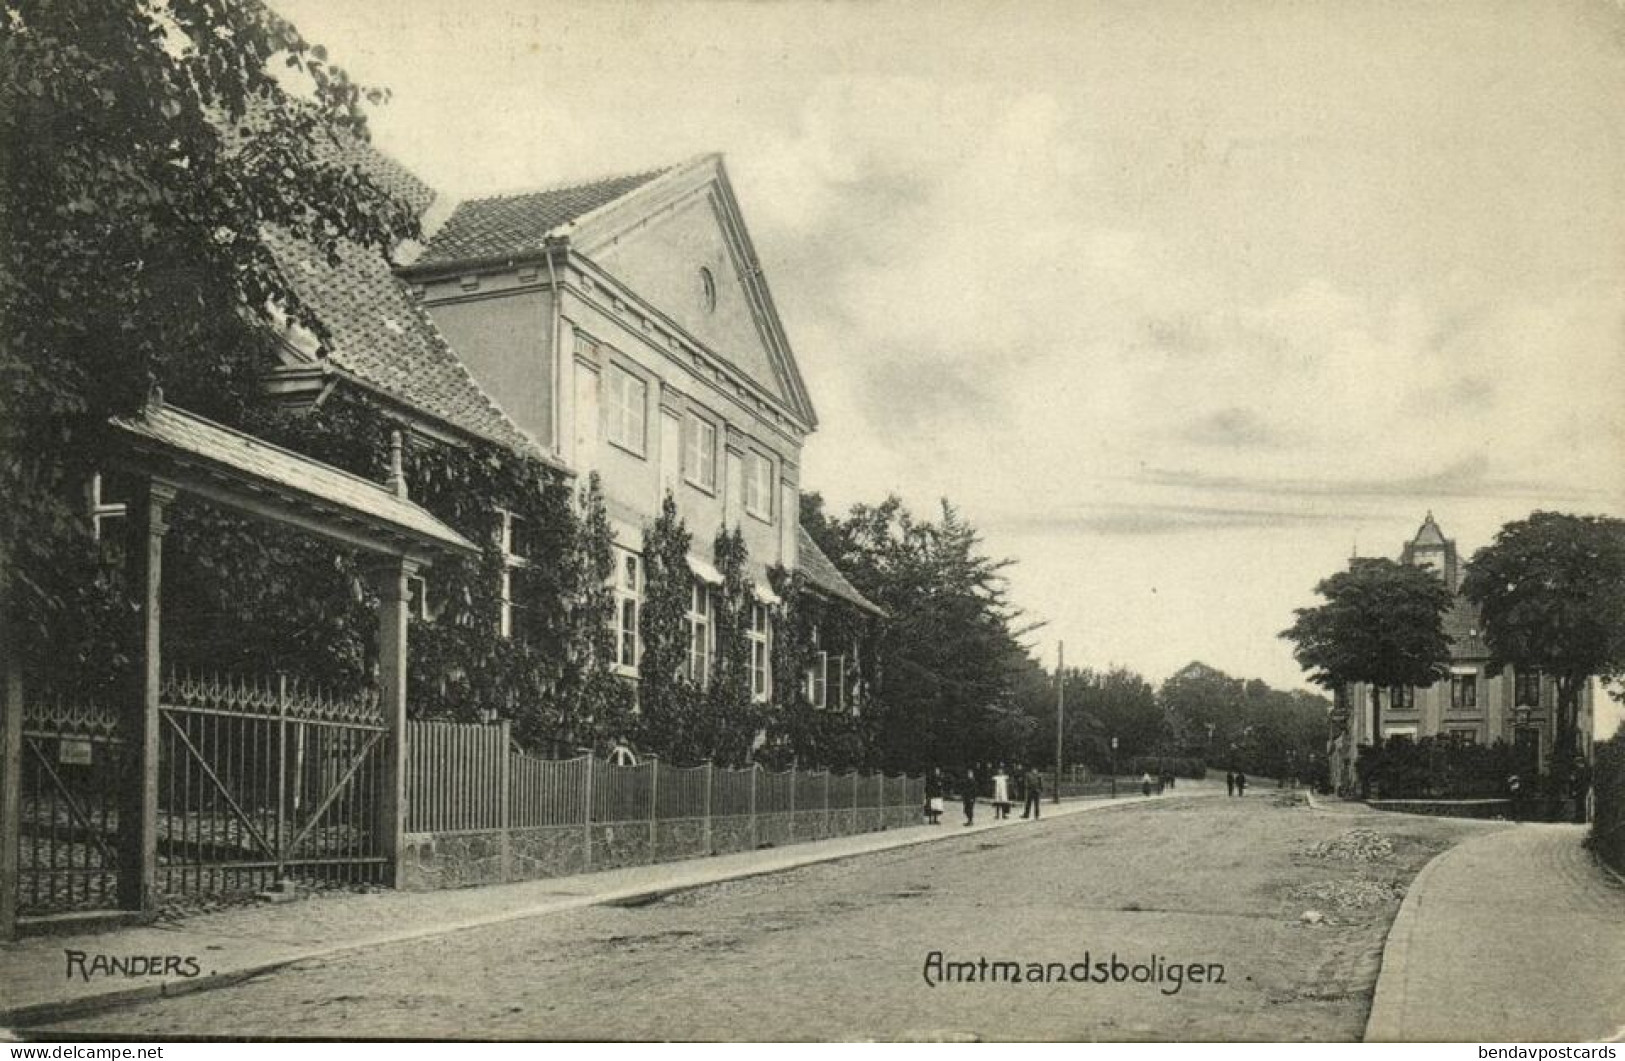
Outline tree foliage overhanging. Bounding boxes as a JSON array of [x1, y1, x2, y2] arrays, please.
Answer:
[[1, 0, 416, 644]]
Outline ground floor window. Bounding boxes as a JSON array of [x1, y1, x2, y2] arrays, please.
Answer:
[[749, 603, 771, 701], [614, 549, 640, 672], [687, 580, 712, 684]]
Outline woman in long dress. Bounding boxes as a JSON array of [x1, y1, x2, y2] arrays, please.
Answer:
[[992, 765, 1012, 819]]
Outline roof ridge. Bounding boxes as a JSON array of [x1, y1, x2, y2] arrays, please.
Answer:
[[454, 161, 686, 207]]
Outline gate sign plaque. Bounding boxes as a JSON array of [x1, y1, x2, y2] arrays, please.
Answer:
[[57, 738, 93, 766]]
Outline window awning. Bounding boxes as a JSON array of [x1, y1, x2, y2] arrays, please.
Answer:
[[687, 554, 724, 585], [111, 400, 480, 565]]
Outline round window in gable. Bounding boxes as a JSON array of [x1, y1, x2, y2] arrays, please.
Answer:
[[698, 266, 717, 314]]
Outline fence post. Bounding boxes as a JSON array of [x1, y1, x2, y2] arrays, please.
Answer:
[[581, 754, 594, 871], [0, 625, 23, 941], [749, 765, 758, 850], [851, 771, 859, 835], [498, 720, 511, 883], [648, 757, 660, 861], [275, 674, 288, 883], [703, 761, 713, 855], [823, 771, 831, 837], [788, 767, 796, 842]]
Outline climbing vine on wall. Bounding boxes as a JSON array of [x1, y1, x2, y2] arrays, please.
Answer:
[[763, 563, 877, 771], [636, 492, 699, 757], [156, 385, 630, 747]]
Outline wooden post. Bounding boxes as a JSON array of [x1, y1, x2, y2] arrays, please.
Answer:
[[582, 753, 594, 870], [787, 766, 796, 842], [497, 719, 511, 883], [648, 757, 660, 860], [702, 761, 713, 855], [748, 765, 758, 850], [120, 480, 174, 912], [0, 594, 24, 940], [366, 555, 417, 889]]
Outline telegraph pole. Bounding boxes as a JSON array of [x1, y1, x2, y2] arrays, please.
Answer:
[[1053, 641, 1064, 804]]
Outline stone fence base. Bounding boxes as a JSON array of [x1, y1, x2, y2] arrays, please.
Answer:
[[401, 802, 929, 891]]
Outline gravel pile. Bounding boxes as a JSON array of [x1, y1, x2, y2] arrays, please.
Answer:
[[1306, 828, 1394, 862], [1289, 875, 1407, 910]]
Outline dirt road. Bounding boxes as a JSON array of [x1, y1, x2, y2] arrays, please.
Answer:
[[41, 792, 1499, 1041]]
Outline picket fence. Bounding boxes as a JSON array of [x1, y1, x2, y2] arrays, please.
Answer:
[[401, 720, 925, 890]]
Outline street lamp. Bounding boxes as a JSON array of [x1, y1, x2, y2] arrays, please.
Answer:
[[1110, 736, 1118, 798]]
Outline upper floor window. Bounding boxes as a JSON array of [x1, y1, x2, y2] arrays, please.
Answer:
[[1450, 673, 1478, 711], [614, 549, 640, 672], [745, 450, 773, 522], [497, 510, 532, 639], [1388, 685, 1415, 710], [683, 412, 717, 493], [1515, 670, 1542, 707], [687, 580, 712, 685], [749, 603, 771, 702], [603, 362, 647, 456]]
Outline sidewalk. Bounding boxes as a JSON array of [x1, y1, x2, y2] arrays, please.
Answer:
[[2, 786, 1204, 1028], [1364, 823, 1625, 1043]]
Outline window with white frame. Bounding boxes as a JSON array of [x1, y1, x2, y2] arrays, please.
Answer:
[[749, 602, 771, 701], [802, 627, 846, 711], [603, 362, 647, 456], [683, 412, 717, 493], [498, 510, 532, 639], [687, 580, 712, 684], [1450, 673, 1478, 710], [614, 549, 640, 671], [744, 450, 773, 521], [87, 472, 127, 541]]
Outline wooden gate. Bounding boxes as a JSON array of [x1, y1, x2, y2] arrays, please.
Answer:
[[17, 696, 131, 915], [158, 673, 388, 897]]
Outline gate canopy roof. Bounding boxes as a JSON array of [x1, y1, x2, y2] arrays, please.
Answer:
[[111, 401, 479, 564]]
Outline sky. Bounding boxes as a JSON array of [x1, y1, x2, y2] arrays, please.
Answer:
[[273, 0, 1625, 699]]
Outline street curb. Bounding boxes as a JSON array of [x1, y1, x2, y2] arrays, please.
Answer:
[[3, 791, 1206, 1029], [1361, 828, 1503, 1043]]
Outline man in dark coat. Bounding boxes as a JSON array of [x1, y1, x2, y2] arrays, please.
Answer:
[[1226, 770, 1235, 797], [1022, 767, 1043, 819]]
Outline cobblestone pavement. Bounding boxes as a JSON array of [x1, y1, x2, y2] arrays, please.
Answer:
[[1366, 823, 1625, 1043], [31, 794, 1502, 1042]]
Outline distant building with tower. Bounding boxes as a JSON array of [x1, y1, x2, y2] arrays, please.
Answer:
[[1327, 513, 1596, 792]]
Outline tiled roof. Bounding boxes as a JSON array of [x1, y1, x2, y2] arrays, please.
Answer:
[[113, 403, 478, 555], [414, 168, 673, 268], [1444, 596, 1490, 659], [265, 228, 544, 459], [798, 526, 884, 616]]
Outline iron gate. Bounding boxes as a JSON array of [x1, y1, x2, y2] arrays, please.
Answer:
[[17, 696, 130, 915], [158, 673, 389, 897]]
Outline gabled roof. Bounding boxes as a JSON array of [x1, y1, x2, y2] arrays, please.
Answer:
[[406, 155, 818, 429], [798, 526, 884, 617], [266, 227, 545, 460], [1412, 512, 1448, 547], [413, 168, 674, 268]]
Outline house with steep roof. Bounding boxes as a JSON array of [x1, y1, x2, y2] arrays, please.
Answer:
[[1329, 513, 1596, 789], [386, 154, 878, 708]]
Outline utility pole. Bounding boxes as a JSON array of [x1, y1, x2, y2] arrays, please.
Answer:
[[1053, 641, 1064, 805]]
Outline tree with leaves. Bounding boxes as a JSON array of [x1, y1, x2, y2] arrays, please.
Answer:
[[1461, 511, 1625, 785], [1, 0, 414, 664], [1281, 558, 1454, 762]]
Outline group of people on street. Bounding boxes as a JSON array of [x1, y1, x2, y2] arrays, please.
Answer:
[[923, 764, 1045, 826], [1225, 769, 1248, 797]]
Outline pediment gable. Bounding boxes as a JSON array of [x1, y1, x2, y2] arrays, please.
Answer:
[[569, 157, 816, 426]]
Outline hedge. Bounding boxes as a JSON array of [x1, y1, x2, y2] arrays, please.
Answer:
[[1588, 723, 1625, 876]]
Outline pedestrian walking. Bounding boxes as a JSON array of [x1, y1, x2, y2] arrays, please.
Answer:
[[1225, 770, 1235, 797], [1234, 770, 1247, 797], [991, 766, 1010, 819], [961, 770, 978, 826], [1022, 766, 1043, 819], [1140, 771, 1153, 797]]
